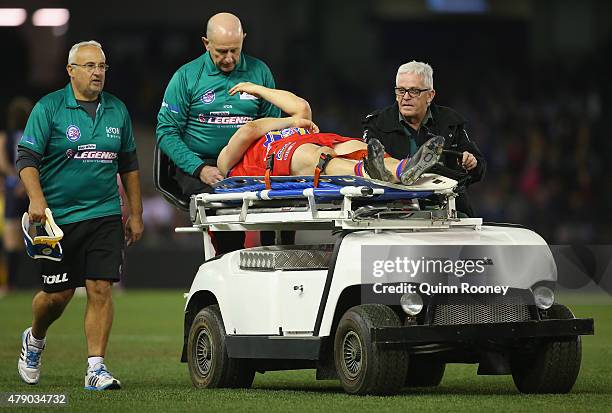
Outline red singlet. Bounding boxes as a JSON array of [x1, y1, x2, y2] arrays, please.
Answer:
[[228, 127, 358, 177]]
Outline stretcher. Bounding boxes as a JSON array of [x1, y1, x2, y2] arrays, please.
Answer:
[[179, 173, 481, 233]]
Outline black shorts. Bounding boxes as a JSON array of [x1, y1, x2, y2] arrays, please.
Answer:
[[39, 215, 124, 293]]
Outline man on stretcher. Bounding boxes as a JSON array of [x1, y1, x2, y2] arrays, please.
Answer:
[[217, 82, 444, 186]]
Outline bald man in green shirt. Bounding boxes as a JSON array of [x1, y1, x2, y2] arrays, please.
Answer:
[[156, 12, 288, 252]]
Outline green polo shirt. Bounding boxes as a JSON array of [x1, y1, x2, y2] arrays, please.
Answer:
[[156, 51, 280, 175], [19, 83, 136, 225]]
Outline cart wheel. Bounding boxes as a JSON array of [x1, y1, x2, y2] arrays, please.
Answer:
[[187, 305, 254, 388], [511, 304, 582, 394], [334, 304, 408, 395], [404, 356, 446, 387]]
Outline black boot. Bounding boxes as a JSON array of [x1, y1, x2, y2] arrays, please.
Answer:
[[398, 135, 445, 185], [364, 138, 393, 182]]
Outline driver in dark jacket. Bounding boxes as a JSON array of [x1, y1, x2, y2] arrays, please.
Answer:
[[362, 61, 485, 217]]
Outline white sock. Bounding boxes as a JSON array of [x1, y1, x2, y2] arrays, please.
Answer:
[[88, 356, 104, 370], [28, 331, 46, 350]]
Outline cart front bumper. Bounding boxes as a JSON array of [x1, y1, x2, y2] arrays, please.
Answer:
[[371, 318, 594, 345]]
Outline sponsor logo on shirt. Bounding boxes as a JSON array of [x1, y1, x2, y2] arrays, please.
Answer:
[[74, 151, 117, 162], [161, 101, 179, 114], [197, 113, 253, 125], [275, 142, 296, 161], [66, 144, 117, 163], [201, 89, 216, 104], [22, 135, 36, 145], [105, 126, 121, 139], [66, 125, 81, 142]]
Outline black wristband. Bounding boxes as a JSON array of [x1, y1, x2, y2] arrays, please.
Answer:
[[192, 159, 217, 178], [192, 163, 206, 178]]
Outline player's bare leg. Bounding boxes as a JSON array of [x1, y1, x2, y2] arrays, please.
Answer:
[[19, 289, 74, 384], [32, 289, 75, 338], [84, 279, 114, 357], [290, 143, 402, 181], [83, 279, 121, 390], [330, 140, 367, 156], [290, 144, 354, 176], [333, 140, 401, 182]]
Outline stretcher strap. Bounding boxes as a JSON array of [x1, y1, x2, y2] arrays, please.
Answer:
[[314, 153, 335, 188], [264, 153, 275, 189]]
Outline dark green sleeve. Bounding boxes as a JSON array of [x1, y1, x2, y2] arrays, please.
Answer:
[[156, 70, 204, 175], [258, 65, 281, 119]]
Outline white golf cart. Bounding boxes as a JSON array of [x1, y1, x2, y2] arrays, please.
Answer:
[[156, 149, 594, 395]]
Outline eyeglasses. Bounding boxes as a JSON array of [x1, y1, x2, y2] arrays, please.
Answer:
[[394, 87, 429, 98], [70, 63, 110, 72]]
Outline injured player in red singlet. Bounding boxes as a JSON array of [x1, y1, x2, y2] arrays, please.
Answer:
[[227, 127, 358, 177]]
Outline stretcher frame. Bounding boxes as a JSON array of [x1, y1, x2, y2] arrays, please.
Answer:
[[176, 174, 483, 234]]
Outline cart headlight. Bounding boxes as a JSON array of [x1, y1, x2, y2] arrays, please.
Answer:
[[400, 292, 423, 315], [533, 286, 554, 309]]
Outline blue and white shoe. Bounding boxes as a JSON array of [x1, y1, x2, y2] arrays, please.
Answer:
[[18, 327, 45, 384], [84, 363, 121, 390]]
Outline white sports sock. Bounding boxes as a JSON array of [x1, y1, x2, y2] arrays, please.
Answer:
[[28, 331, 46, 350], [88, 356, 104, 370]]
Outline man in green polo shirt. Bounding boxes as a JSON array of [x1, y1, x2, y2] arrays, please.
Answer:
[[16, 40, 143, 390], [156, 12, 289, 252]]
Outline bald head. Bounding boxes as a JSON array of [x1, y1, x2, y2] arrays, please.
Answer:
[[206, 13, 243, 42], [202, 13, 246, 73]]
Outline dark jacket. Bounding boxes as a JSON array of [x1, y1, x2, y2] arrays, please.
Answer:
[[362, 102, 486, 217]]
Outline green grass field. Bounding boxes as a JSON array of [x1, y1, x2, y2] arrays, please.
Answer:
[[1, 290, 610, 412]]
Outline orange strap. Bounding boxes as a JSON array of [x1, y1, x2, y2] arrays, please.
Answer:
[[264, 154, 275, 189], [264, 169, 271, 190]]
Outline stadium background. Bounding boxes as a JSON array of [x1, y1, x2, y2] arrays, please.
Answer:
[[0, 0, 611, 287], [0, 2, 611, 410]]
